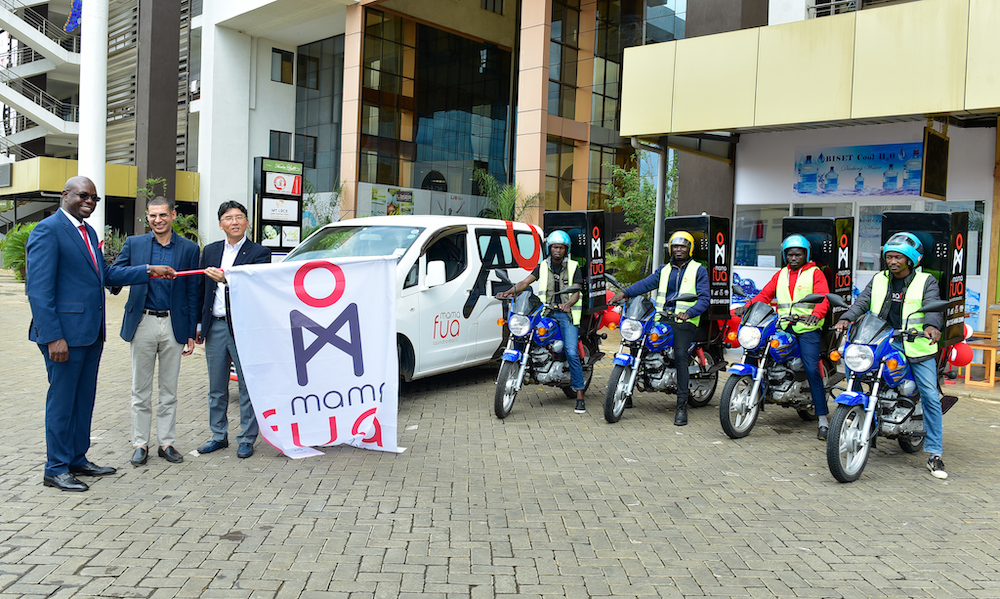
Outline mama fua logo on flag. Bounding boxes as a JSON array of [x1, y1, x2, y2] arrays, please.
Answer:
[[227, 257, 400, 458]]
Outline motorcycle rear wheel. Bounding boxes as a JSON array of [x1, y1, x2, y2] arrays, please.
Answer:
[[494, 361, 519, 419], [898, 434, 924, 453], [687, 351, 719, 408], [604, 364, 632, 423], [827, 404, 871, 483], [719, 374, 760, 439]]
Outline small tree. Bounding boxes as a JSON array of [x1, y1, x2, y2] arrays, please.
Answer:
[[302, 179, 343, 239], [602, 151, 679, 286], [135, 177, 169, 233], [474, 169, 541, 221]]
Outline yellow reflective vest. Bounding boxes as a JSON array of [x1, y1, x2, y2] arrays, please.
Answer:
[[776, 265, 822, 333], [869, 270, 938, 359], [654, 259, 701, 327], [538, 259, 582, 325]]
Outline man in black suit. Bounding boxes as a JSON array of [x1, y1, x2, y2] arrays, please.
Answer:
[[195, 201, 271, 459], [26, 176, 176, 492], [112, 196, 201, 466]]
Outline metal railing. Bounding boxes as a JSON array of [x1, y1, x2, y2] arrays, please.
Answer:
[[808, 0, 917, 18], [0, 136, 38, 159], [0, 67, 79, 122], [0, 0, 82, 52], [0, 46, 46, 69]]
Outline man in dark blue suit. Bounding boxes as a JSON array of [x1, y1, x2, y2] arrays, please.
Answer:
[[112, 196, 201, 467], [195, 201, 271, 459], [26, 176, 177, 492]]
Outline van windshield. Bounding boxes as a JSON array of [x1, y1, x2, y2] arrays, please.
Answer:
[[285, 226, 424, 262]]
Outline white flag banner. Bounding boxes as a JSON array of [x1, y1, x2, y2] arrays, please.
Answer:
[[227, 257, 401, 458]]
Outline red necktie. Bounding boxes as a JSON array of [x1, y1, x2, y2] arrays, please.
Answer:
[[78, 224, 99, 272]]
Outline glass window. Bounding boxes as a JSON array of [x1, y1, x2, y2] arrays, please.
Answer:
[[296, 35, 345, 193], [476, 230, 540, 268], [271, 49, 293, 84], [792, 203, 852, 217], [269, 130, 291, 160], [733, 205, 789, 267], [857, 204, 910, 271]]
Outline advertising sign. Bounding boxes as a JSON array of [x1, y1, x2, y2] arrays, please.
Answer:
[[227, 257, 401, 458], [253, 157, 304, 253], [782, 217, 855, 327], [794, 142, 923, 197], [665, 215, 732, 320], [882, 211, 968, 347], [543, 211, 607, 314]]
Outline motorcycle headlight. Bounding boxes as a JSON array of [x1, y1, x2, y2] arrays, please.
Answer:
[[843, 344, 875, 372], [737, 326, 762, 350], [620, 318, 644, 342], [508, 314, 531, 337]]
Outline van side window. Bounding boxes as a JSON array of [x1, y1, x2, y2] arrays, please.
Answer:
[[476, 230, 538, 268], [403, 262, 418, 288], [425, 233, 467, 282]]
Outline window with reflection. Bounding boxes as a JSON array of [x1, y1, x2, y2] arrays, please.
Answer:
[[546, 137, 575, 211], [549, 0, 580, 119], [733, 205, 789, 267], [296, 35, 344, 193]]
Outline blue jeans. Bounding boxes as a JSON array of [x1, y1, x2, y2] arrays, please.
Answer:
[[895, 341, 943, 455], [796, 329, 828, 416], [551, 311, 585, 391]]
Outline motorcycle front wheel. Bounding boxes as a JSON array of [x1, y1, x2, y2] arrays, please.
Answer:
[[827, 403, 871, 483], [719, 374, 761, 439], [687, 351, 719, 408], [494, 361, 520, 419], [604, 364, 632, 423]]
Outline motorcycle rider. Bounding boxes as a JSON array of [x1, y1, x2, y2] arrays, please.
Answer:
[[835, 232, 946, 479], [498, 230, 587, 413], [609, 231, 709, 426], [733, 235, 831, 440]]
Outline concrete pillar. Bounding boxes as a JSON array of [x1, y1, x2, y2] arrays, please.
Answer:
[[134, 0, 181, 234], [339, 4, 364, 220], [197, 8, 251, 244], [514, 0, 551, 225], [79, 0, 109, 239]]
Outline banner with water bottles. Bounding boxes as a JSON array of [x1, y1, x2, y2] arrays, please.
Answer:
[[794, 142, 923, 197]]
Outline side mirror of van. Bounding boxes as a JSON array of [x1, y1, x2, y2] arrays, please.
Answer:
[[426, 260, 446, 287]]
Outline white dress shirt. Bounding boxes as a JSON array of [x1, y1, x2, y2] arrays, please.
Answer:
[[212, 236, 247, 318]]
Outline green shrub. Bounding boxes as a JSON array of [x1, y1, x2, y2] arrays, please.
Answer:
[[1, 221, 39, 280]]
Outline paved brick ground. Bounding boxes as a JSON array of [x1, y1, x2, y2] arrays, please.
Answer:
[[3, 268, 1000, 598]]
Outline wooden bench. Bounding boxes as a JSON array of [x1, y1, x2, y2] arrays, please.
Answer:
[[963, 339, 1000, 388]]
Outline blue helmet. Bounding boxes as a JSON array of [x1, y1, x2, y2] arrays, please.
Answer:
[[546, 230, 571, 253], [883, 232, 923, 267], [781, 234, 811, 263]]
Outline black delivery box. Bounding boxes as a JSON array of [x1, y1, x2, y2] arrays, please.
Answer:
[[664, 215, 731, 320], [543, 210, 607, 314], [881, 211, 968, 348], [782, 217, 855, 328]]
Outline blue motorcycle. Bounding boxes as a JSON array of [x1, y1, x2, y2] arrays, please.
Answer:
[[824, 294, 955, 483], [492, 270, 599, 419], [603, 275, 725, 423], [719, 295, 841, 439]]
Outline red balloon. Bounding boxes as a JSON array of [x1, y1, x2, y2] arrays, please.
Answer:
[[598, 307, 621, 330], [949, 342, 973, 368]]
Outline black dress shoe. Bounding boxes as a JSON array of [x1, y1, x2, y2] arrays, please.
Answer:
[[158, 446, 184, 463], [43, 472, 89, 492], [131, 447, 148, 466], [70, 462, 117, 477], [197, 438, 229, 453], [674, 405, 688, 426]]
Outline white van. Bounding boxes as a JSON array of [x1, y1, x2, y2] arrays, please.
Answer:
[[283, 215, 544, 380]]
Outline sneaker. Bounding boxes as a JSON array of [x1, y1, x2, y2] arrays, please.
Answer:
[[927, 456, 948, 479], [817, 425, 829, 441], [574, 400, 586, 414]]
